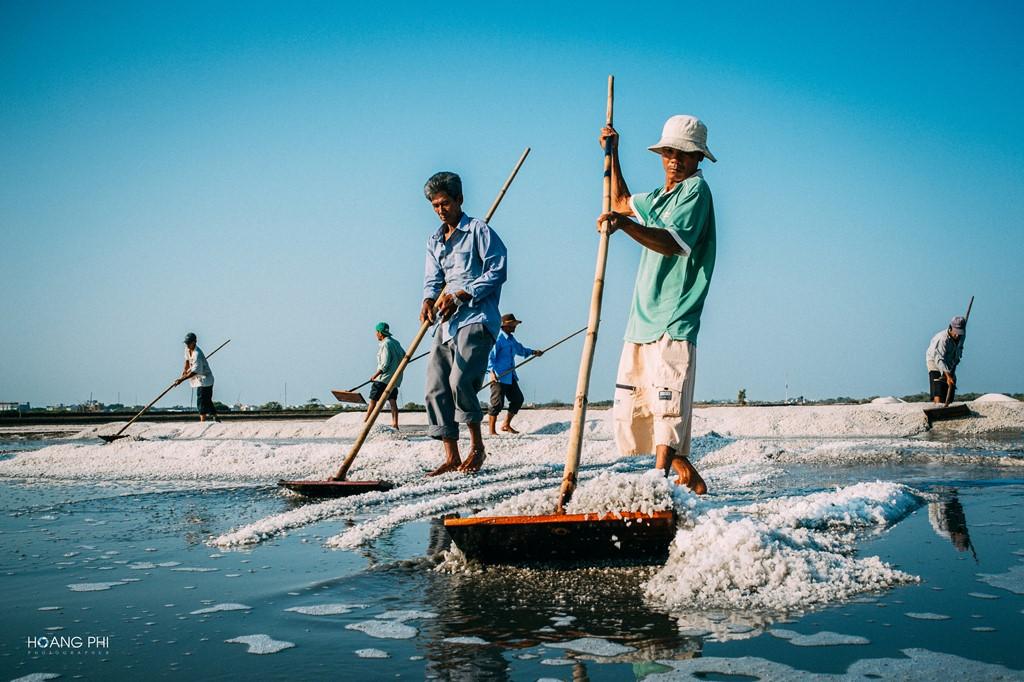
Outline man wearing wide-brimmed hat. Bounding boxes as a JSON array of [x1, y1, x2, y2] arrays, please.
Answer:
[[597, 114, 717, 494], [926, 316, 968, 404], [367, 322, 405, 429], [487, 313, 543, 435]]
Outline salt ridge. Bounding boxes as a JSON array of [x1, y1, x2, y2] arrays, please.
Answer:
[[211, 464, 553, 547]]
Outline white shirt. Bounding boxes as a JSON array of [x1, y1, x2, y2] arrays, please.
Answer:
[[186, 347, 214, 388]]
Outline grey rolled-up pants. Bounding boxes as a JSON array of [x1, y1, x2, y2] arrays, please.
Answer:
[[425, 323, 495, 440]]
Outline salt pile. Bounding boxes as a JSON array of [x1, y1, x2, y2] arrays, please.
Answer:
[[973, 393, 1018, 402], [474, 470, 697, 519], [870, 396, 904, 404], [644, 482, 923, 612]]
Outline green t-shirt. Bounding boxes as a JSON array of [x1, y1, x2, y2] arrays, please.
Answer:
[[377, 336, 405, 387], [624, 170, 716, 345]]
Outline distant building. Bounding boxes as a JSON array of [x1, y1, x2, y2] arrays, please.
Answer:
[[0, 402, 30, 412]]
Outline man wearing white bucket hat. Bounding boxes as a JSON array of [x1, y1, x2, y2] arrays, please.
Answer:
[[597, 114, 717, 494]]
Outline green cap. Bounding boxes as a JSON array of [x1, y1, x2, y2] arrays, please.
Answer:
[[375, 322, 391, 336]]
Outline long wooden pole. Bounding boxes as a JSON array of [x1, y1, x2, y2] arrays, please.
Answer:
[[332, 148, 531, 481], [104, 339, 231, 440], [479, 326, 587, 391], [347, 351, 430, 393], [557, 76, 613, 513], [943, 295, 974, 407]]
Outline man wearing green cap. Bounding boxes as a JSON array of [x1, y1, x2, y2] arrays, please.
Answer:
[[367, 322, 405, 429]]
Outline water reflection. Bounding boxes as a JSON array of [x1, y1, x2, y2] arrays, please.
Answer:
[[412, 519, 701, 681], [928, 488, 976, 560]]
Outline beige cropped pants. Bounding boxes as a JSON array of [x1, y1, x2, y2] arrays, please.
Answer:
[[613, 334, 696, 456]]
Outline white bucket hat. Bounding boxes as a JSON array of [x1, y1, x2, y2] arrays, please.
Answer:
[[648, 115, 717, 163]]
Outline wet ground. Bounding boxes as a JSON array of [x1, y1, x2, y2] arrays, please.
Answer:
[[3, 429, 1024, 681]]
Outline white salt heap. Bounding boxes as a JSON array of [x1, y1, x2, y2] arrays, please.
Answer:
[[643, 482, 923, 613], [973, 393, 1018, 402], [474, 470, 696, 519]]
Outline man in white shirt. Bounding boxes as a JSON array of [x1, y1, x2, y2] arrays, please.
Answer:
[[177, 332, 216, 422], [925, 316, 967, 404]]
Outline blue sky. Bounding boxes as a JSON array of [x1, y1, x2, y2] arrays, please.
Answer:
[[2, 1, 1022, 407]]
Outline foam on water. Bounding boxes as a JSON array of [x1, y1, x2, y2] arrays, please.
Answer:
[[354, 648, 389, 658], [977, 564, 1024, 594], [547, 637, 636, 657], [644, 648, 1021, 680], [375, 610, 437, 622], [442, 636, 489, 645], [284, 603, 367, 616], [10, 674, 61, 682], [189, 603, 251, 615], [346, 620, 417, 639], [224, 634, 295, 654], [67, 582, 126, 592], [768, 629, 870, 646]]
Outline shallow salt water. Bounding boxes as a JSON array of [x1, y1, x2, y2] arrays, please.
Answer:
[[2, 411, 1024, 680]]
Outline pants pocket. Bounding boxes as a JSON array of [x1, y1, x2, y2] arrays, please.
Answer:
[[614, 384, 638, 423], [650, 386, 682, 418]]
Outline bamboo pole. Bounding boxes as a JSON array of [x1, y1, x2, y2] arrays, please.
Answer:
[[101, 339, 231, 441], [557, 76, 614, 513], [479, 326, 587, 391], [332, 147, 531, 481], [345, 351, 430, 394]]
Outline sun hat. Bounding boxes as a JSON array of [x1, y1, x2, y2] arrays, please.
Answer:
[[950, 316, 967, 333], [183, 332, 197, 344], [375, 322, 391, 336], [648, 115, 717, 163], [501, 313, 523, 325]]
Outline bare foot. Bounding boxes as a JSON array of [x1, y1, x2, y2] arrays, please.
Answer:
[[500, 425, 519, 434], [488, 429, 498, 436], [672, 458, 707, 495], [427, 460, 461, 477], [458, 449, 486, 473]]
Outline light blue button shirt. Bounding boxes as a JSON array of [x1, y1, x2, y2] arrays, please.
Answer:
[[423, 213, 507, 343], [487, 331, 535, 384]]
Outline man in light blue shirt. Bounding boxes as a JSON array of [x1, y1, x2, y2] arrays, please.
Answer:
[[420, 171, 507, 476], [487, 313, 543, 435]]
